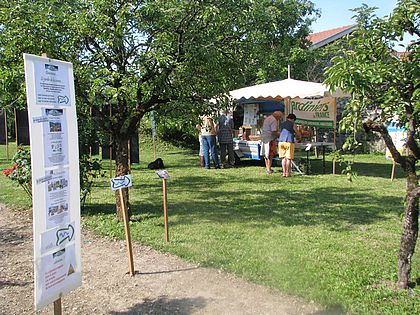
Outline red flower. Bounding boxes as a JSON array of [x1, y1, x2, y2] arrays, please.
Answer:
[[2, 164, 17, 177]]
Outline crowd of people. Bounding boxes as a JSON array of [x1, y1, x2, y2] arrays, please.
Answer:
[[197, 110, 300, 175]]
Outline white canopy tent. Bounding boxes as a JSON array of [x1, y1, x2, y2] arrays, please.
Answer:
[[229, 78, 348, 174], [229, 78, 347, 101]]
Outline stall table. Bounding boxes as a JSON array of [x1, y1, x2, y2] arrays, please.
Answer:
[[295, 142, 336, 174]]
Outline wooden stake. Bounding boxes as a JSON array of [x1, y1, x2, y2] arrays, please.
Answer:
[[14, 108, 18, 149], [89, 106, 92, 157], [4, 110, 9, 160], [391, 159, 396, 181], [332, 97, 337, 175], [151, 111, 157, 160], [53, 298, 62, 315], [162, 179, 169, 242], [109, 106, 113, 178], [119, 188, 135, 276], [153, 134, 157, 160], [128, 139, 131, 172]]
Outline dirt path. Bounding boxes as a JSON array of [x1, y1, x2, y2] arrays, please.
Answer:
[[0, 204, 337, 315]]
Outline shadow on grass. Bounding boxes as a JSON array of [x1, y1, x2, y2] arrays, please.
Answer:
[[84, 172, 402, 231], [109, 296, 206, 315], [294, 158, 411, 179]]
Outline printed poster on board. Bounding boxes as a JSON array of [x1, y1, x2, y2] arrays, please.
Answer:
[[36, 244, 78, 305], [42, 108, 69, 167], [34, 61, 71, 106], [243, 104, 259, 126], [24, 53, 81, 311], [45, 168, 70, 230]]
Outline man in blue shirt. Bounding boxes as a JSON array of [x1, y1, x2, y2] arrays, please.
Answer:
[[278, 114, 300, 177]]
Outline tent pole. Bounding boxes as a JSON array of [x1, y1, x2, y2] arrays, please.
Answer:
[[332, 97, 337, 175]]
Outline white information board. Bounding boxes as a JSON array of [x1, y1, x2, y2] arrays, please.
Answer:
[[24, 54, 82, 311]]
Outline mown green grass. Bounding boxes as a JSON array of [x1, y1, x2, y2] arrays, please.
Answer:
[[1, 140, 419, 314]]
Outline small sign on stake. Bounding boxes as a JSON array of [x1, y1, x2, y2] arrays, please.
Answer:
[[110, 174, 132, 190], [110, 174, 135, 276], [156, 170, 170, 242], [156, 170, 170, 180]]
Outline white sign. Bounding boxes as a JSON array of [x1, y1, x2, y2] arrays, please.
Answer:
[[243, 104, 259, 126], [156, 170, 170, 180], [34, 61, 71, 106], [290, 97, 335, 128], [24, 54, 82, 311], [110, 174, 133, 190]]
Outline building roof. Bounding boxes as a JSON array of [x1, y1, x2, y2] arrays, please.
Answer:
[[308, 24, 358, 49]]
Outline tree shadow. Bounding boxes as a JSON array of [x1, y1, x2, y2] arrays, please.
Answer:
[[0, 279, 30, 288], [0, 226, 26, 245], [84, 173, 403, 232], [109, 296, 207, 315], [294, 158, 411, 179]]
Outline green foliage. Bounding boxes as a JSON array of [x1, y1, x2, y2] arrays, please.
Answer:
[[325, 1, 419, 145], [79, 155, 106, 210], [2, 146, 32, 198], [330, 150, 357, 181], [325, 0, 419, 289]]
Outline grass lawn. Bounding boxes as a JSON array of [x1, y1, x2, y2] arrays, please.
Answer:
[[1, 139, 419, 314]]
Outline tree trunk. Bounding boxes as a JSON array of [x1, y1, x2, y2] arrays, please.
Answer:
[[397, 158, 419, 289], [114, 134, 130, 222]]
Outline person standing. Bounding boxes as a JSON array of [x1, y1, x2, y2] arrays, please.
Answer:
[[198, 115, 220, 169], [195, 122, 205, 167], [278, 113, 299, 177], [217, 110, 235, 168], [260, 111, 282, 174]]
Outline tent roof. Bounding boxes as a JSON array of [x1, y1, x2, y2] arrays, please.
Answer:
[[230, 78, 346, 101]]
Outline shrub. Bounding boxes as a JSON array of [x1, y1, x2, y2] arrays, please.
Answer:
[[3, 147, 32, 198], [79, 155, 105, 210]]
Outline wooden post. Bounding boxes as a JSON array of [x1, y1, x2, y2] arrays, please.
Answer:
[[109, 106, 113, 178], [151, 111, 157, 160], [153, 134, 157, 160], [128, 139, 131, 172], [119, 188, 135, 276], [53, 298, 62, 315], [14, 108, 18, 149], [162, 179, 169, 242], [4, 109, 9, 160], [391, 159, 396, 181], [89, 106, 92, 157]]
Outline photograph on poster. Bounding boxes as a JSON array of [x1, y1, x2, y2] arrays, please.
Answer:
[[43, 108, 69, 167], [45, 169, 70, 230], [34, 61, 71, 107]]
